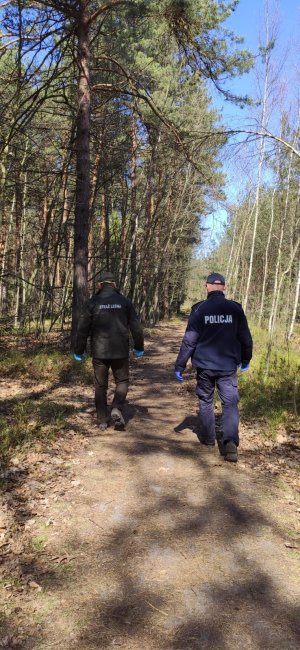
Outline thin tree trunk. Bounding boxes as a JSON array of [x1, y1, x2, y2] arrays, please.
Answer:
[[288, 256, 300, 339], [71, 11, 91, 347], [129, 107, 138, 300], [268, 138, 297, 335], [231, 200, 255, 300], [0, 145, 9, 281], [19, 137, 30, 322], [104, 190, 110, 269], [225, 207, 238, 285], [265, 235, 300, 376], [243, 21, 272, 312], [14, 155, 23, 327], [0, 193, 15, 313], [88, 148, 102, 282], [258, 184, 276, 326], [285, 162, 300, 332], [243, 140, 267, 311]]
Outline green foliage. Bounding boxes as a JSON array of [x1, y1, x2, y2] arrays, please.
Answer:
[[239, 326, 300, 436], [0, 0, 256, 328], [0, 347, 95, 463], [0, 349, 94, 384], [240, 370, 298, 434], [0, 350, 64, 380], [259, 40, 276, 59], [60, 357, 94, 386], [31, 534, 47, 553], [0, 398, 74, 462]]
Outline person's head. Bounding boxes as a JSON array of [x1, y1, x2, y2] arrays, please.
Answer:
[[206, 272, 226, 293], [98, 270, 116, 289]]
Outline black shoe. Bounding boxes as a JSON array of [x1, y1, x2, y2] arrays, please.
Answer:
[[199, 439, 215, 447], [111, 408, 125, 430], [224, 441, 238, 462]]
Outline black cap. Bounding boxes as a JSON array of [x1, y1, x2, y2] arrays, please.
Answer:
[[206, 272, 225, 285], [98, 270, 116, 283]]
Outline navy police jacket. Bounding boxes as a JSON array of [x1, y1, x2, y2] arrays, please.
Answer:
[[175, 291, 252, 372]]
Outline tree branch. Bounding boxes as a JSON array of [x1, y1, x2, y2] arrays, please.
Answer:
[[89, 0, 133, 24], [209, 128, 300, 159]]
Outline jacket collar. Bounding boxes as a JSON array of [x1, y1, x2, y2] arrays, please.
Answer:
[[207, 291, 225, 299]]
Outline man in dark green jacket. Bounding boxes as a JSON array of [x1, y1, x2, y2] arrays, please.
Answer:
[[74, 271, 144, 430]]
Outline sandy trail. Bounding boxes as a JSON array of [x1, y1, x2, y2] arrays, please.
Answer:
[[1, 324, 299, 649]]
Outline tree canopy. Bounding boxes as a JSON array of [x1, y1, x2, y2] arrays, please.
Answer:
[[0, 0, 254, 335]]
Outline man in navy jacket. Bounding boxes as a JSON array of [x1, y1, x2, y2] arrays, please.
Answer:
[[175, 273, 252, 462]]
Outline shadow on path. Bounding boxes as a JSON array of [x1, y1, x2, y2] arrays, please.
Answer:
[[1, 325, 299, 649]]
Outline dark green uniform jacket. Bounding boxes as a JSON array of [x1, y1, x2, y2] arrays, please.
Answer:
[[74, 286, 144, 359]]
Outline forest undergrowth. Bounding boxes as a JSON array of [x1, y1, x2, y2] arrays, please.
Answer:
[[0, 321, 299, 650], [0, 321, 299, 493], [239, 323, 300, 434]]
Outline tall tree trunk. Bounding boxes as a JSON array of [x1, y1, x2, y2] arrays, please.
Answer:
[[243, 138, 267, 312], [288, 256, 300, 339], [265, 235, 300, 376], [19, 167, 28, 322], [258, 184, 276, 326], [104, 189, 110, 269], [0, 193, 15, 314], [88, 149, 102, 284], [14, 156, 23, 327], [71, 11, 91, 347], [0, 146, 9, 277], [225, 206, 237, 286], [129, 109, 138, 300], [119, 177, 129, 286], [243, 18, 272, 312], [268, 142, 296, 335], [230, 199, 254, 300], [285, 155, 300, 331]]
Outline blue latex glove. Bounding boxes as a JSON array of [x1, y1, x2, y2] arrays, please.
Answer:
[[134, 350, 144, 357], [175, 370, 184, 382], [73, 354, 82, 362], [240, 362, 250, 373]]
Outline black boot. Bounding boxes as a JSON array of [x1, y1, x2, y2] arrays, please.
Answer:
[[199, 439, 215, 447], [224, 441, 238, 462]]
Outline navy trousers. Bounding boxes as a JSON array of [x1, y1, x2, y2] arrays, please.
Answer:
[[196, 369, 239, 445]]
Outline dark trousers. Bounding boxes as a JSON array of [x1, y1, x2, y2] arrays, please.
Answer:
[[93, 358, 129, 424], [196, 369, 239, 445]]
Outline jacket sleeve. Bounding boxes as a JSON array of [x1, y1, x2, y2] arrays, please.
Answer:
[[237, 311, 253, 363], [74, 301, 92, 355], [175, 314, 200, 372], [127, 302, 144, 351]]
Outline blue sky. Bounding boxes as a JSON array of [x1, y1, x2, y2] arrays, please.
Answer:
[[198, 0, 300, 257], [221, 0, 300, 111]]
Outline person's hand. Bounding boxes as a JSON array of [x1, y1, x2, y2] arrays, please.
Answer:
[[134, 350, 144, 357], [240, 362, 250, 373], [175, 370, 184, 382], [73, 354, 82, 362]]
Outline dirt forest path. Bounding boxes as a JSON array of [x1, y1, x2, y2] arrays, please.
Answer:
[[1, 323, 300, 650]]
